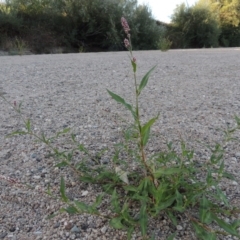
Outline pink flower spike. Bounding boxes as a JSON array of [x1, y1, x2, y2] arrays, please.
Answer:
[[121, 17, 130, 34], [133, 57, 136, 63], [124, 38, 130, 48]]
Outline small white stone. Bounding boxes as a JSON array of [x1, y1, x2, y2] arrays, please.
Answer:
[[176, 225, 183, 230], [71, 182, 76, 187], [101, 226, 107, 234], [33, 176, 41, 179], [81, 191, 89, 196], [235, 152, 240, 158], [232, 181, 238, 186]]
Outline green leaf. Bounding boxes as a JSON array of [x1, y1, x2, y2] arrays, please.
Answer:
[[55, 161, 69, 168], [142, 127, 150, 146], [25, 119, 31, 132], [206, 170, 213, 186], [222, 171, 236, 180], [234, 115, 240, 127], [142, 117, 158, 136], [199, 196, 212, 224], [154, 167, 183, 178], [212, 214, 240, 237], [6, 130, 28, 137], [46, 183, 52, 196], [215, 186, 229, 207], [109, 217, 125, 229], [138, 66, 156, 96], [92, 193, 104, 208], [127, 226, 134, 240], [166, 211, 177, 226], [141, 116, 159, 146], [63, 205, 79, 214], [56, 128, 71, 137], [60, 177, 68, 202], [123, 185, 139, 192], [232, 220, 240, 229], [111, 188, 121, 213], [107, 89, 136, 119], [74, 201, 88, 212], [46, 213, 59, 219], [154, 196, 176, 212], [173, 190, 185, 212], [139, 201, 147, 237], [167, 232, 177, 240], [192, 221, 216, 240], [131, 60, 137, 73]]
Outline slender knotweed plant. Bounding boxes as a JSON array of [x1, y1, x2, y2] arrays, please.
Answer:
[[107, 17, 159, 187]]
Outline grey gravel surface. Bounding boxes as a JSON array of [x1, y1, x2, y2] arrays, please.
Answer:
[[0, 49, 240, 240]]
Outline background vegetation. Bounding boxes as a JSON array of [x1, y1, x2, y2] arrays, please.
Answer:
[[0, 0, 240, 53]]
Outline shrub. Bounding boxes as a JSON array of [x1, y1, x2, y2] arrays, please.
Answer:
[[158, 37, 172, 51], [170, 3, 221, 48]]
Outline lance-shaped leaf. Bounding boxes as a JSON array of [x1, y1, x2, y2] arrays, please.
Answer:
[[107, 89, 136, 119], [142, 127, 150, 146], [62, 205, 79, 214], [192, 222, 216, 240], [167, 233, 177, 240], [74, 201, 89, 212], [131, 60, 137, 73], [141, 115, 159, 146], [199, 196, 213, 224], [138, 66, 156, 96], [60, 177, 68, 202], [139, 200, 147, 237], [154, 167, 184, 178], [109, 217, 125, 229], [212, 214, 240, 237], [25, 119, 31, 132]]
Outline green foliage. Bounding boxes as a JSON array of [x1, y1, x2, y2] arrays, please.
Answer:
[[130, 4, 165, 50], [158, 37, 172, 51], [193, 0, 240, 47], [2, 18, 240, 240], [1, 0, 164, 53], [170, 3, 221, 48]]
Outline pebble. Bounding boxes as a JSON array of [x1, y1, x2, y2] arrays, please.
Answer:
[[176, 225, 183, 231], [81, 191, 89, 196], [33, 175, 41, 179], [71, 225, 81, 233], [0, 233, 7, 239], [64, 222, 73, 231], [53, 222, 60, 229], [232, 181, 238, 186], [31, 153, 37, 158], [101, 158, 110, 164], [80, 224, 88, 230], [101, 226, 107, 234]]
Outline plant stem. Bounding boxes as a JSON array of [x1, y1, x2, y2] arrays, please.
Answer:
[[127, 44, 157, 185]]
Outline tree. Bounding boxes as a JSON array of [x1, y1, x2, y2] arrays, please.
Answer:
[[170, 3, 221, 48]]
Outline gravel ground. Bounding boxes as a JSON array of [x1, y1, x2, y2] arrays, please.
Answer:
[[0, 49, 240, 240]]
